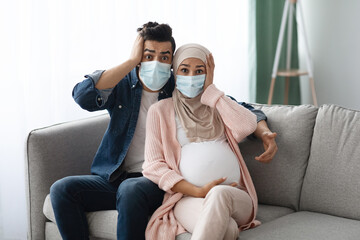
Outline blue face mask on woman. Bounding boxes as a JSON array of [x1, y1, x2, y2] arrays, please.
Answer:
[[176, 74, 206, 98], [139, 61, 171, 91]]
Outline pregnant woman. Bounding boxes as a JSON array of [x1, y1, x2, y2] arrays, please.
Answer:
[[142, 43, 260, 240]]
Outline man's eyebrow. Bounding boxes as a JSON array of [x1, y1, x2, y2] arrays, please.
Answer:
[[144, 48, 155, 53], [160, 50, 171, 55]]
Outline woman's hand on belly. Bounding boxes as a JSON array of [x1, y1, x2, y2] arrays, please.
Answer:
[[172, 177, 238, 198], [198, 177, 238, 198], [171, 178, 226, 198]]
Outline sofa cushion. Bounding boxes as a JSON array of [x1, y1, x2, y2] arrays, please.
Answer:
[[44, 194, 294, 240], [44, 194, 189, 239], [174, 204, 294, 240], [43, 194, 56, 223], [45, 222, 115, 240], [43, 194, 117, 239], [45, 222, 62, 240], [256, 204, 294, 223], [45, 218, 192, 240], [26, 114, 110, 240], [239, 104, 318, 210], [300, 104, 360, 220], [239, 211, 360, 240]]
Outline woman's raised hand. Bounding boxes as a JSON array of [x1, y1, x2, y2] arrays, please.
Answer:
[[129, 34, 144, 65], [203, 53, 215, 91]]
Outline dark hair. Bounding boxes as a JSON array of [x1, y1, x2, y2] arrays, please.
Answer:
[[137, 21, 176, 54]]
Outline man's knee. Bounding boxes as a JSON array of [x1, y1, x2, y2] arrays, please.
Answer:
[[116, 177, 164, 210], [117, 177, 156, 199], [50, 176, 87, 203], [50, 176, 75, 198]]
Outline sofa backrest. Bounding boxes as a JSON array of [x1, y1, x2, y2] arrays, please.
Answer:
[[25, 114, 109, 240], [240, 104, 318, 210], [300, 104, 360, 220]]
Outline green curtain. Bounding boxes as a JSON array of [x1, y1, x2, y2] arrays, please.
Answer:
[[250, 0, 301, 105]]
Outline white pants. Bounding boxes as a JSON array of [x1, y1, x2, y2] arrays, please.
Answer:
[[174, 185, 253, 240]]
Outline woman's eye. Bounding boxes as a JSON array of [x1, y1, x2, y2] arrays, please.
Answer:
[[196, 70, 203, 74], [145, 55, 152, 60], [181, 68, 188, 73]]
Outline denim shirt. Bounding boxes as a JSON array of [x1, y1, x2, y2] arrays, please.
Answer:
[[72, 68, 267, 182]]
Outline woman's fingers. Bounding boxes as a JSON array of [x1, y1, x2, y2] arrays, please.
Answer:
[[208, 53, 215, 68], [209, 177, 226, 188], [212, 177, 227, 186], [204, 54, 215, 90], [229, 182, 238, 187], [206, 53, 215, 71]]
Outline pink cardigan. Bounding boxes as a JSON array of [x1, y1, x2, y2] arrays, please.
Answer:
[[142, 84, 260, 240]]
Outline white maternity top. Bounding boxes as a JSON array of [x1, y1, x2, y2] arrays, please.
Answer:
[[176, 115, 241, 187]]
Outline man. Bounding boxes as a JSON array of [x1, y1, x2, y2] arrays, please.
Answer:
[[50, 21, 277, 240]]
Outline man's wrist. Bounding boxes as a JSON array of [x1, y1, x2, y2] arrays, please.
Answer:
[[126, 58, 140, 68], [254, 120, 270, 139], [260, 131, 272, 140]]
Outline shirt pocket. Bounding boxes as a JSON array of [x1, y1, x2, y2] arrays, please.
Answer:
[[109, 102, 131, 132]]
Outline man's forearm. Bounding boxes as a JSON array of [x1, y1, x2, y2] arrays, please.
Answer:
[[254, 120, 272, 139], [95, 59, 138, 90]]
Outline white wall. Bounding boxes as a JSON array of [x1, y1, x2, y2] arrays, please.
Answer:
[[299, 0, 360, 110]]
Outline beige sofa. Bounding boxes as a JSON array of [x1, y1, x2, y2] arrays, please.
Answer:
[[25, 104, 360, 240]]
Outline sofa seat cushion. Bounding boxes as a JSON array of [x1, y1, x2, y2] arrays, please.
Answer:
[[256, 204, 294, 223], [239, 211, 360, 240], [166, 204, 295, 240], [44, 194, 294, 239], [43, 194, 117, 239], [45, 221, 115, 240], [44, 194, 189, 239]]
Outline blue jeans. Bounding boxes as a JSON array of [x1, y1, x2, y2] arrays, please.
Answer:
[[50, 174, 164, 240]]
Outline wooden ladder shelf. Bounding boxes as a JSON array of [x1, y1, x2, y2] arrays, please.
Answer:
[[267, 0, 318, 106]]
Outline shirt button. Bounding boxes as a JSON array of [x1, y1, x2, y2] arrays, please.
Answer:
[[97, 97, 102, 101], [118, 105, 122, 109], [132, 85, 135, 88], [160, 91, 163, 94]]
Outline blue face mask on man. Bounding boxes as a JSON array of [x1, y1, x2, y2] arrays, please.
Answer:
[[176, 74, 206, 98], [139, 61, 171, 91]]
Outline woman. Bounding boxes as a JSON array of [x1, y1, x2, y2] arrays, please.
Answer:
[[142, 43, 260, 240]]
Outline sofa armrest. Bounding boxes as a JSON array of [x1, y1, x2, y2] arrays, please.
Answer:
[[25, 113, 109, 240]]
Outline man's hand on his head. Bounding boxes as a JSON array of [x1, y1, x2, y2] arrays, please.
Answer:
[[129, 35, 144, 65]]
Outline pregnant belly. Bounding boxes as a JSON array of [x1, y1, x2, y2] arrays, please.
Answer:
[[179, 141, 241, 187]]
